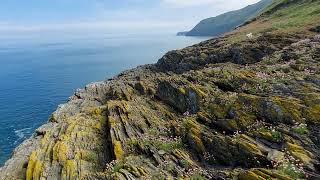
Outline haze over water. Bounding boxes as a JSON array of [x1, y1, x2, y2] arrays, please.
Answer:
[[0, 31, 207, 165]]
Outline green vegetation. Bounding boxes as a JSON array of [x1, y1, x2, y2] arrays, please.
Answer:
[[277, 162, 305, 179], [140, 138, 184, 153], [165, 163, 176, 173], [154, 139, 184, 152], [151, 173, 165, 180], [148, 127, 158, 136], [180, 159, 191, 168], [292, 124, 308, 135], [271, 130, 282, 141], [182, 0, 272, 36], [112, 161, 124, 173], [227, 0, 320, 42], [269, 0, 320, 29], [190, 173, 206, 180], [81, 151, 97, 163]]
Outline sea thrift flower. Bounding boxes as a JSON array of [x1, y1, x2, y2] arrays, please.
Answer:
[[256, 72, 269, 79], [246, 33, 253, 39]]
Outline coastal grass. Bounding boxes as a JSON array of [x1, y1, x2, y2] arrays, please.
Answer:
[[292, 124, 309, 135], [226, 0, 320, 43], [277, 162, 305, 179]]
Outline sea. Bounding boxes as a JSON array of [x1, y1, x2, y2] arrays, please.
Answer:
[[0, 31, 208, 165]]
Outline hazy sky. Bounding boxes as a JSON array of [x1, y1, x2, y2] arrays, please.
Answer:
[[0, 0, 261, 33]]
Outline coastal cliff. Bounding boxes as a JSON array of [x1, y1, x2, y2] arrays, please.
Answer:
[[179, 0, 272, 37], [1, 0, 320, 179]]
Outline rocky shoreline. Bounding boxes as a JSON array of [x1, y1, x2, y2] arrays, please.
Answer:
[[0, 80, 110, 179]]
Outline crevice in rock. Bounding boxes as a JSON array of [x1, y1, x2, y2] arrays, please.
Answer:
[[119, 116, 130, 139], [104, 113, 116, 163], [214, 82, 236, 92]]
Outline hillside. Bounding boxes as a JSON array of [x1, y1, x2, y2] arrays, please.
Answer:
[[180, 0, 272, 37], [1, 0, 320, 179]]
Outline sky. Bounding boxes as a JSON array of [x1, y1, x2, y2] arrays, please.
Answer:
[[0, 0, 261, 33]]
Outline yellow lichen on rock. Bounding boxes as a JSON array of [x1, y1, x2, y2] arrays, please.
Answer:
[[304, 104, 320, 124], [190, 84, 206, 97], [184, 118, 205, 153], [26, 151, 38, 180], [61, 160, 78, 180], [239, 170, 265, 180], [32, 161, 43, 180], [239, 140, 262, 155], [53, 141, 69, 163], [285, 142, 313, 165], [89, 107, 103, 116], [239, 169, 291, 180], [271, 96, 304, 123], [178, 87, 186, 95], [137, 167, 148, 176], [113, 140, 124, 159], [44, 140, 54, 161]]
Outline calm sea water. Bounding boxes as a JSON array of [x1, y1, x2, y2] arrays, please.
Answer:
[[0, 31, 207, 165]]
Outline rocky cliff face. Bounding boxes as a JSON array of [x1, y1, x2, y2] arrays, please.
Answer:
[[1, 0, 320, 179]]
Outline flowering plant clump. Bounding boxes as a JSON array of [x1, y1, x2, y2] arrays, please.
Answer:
[[270, 128, 282, 141], [277, 162, 305, 179], [203, 152, 215, 162], [104, 160, 124, 173], [273, 152, 306, 179], [304, 68, 316, 75], [183, 167, 211, 179], [256, 72, 270, 80], [292, 123, 309, 135]]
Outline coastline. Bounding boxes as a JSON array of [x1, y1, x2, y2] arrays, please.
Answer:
[[0, 64, 157, 179], [0, 79, 108, 179], [1, 1, 320, 178], [0, 32, 205, 168]]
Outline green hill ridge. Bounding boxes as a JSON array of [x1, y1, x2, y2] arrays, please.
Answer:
[[179, 0, 272, 37]]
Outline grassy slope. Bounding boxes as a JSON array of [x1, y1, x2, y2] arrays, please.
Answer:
[[227, 0, 320, 42]]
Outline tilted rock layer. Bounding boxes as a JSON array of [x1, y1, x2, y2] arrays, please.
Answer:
[[1, 0, 320, 179]]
